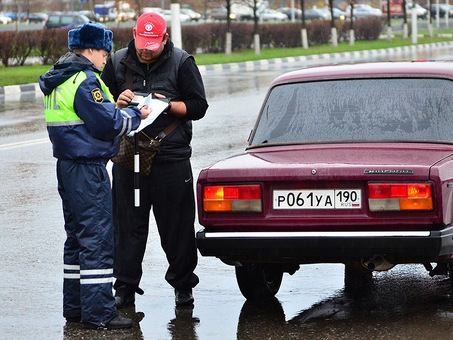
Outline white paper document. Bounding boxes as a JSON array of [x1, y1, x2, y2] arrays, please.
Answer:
[[135, 94, 169, 132]]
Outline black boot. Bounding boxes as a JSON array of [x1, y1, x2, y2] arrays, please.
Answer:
[[65, 315, 81, 323], [84, 315, 133, 330], [175, 289, 194, 307], [115, 285, 135, 309]]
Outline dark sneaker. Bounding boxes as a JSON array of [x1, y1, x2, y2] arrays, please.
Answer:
[[115, 285, 135, 309], [175, 289, 194, 307], [65, 315, 81, 323], [83, 316, 133, 330]]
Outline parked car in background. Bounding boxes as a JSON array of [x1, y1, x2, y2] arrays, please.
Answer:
[[209, 7, 237, 21], [258, 8, 287, 21], [278, 7, 302, 19], [347, 4, 383, 19], [1, 12, 17, 21], [430, 4, 453, 18], [142, 7, 191, 23], [304, 8, 330, 20], [181, 8, 202, 21], [159, 9, 191, 23], [196, 62, 453, 301], [407, 3, 428, 19], [0, 14, 12, 24], [79, 10, 100, 22], [279, 7, 330, 20], [382, 2, 428, 19], [318, 7, 349, 20], [24, 12, 48, 23], [45, 13, 90, 29]]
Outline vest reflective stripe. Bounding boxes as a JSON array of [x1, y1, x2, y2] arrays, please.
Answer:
[[44, 71, 114, 127], [47, 120, 84, 126]]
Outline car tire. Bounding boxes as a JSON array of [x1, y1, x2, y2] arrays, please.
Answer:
[[344, 264, 373, 293], [235, 264, 283, 301], [448, 263, 453, 292]]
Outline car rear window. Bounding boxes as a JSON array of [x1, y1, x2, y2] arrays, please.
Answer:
[[250, 78, 453, 145]]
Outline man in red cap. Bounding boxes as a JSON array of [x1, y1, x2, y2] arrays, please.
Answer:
[[101, 12, 208, 309]]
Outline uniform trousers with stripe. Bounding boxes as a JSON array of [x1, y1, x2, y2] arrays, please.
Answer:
[[57, 159, 117, 326]]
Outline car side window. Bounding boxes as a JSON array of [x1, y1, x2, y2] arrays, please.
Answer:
[[61, 15, 73, 26]]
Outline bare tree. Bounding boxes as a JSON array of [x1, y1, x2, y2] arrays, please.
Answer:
[[300, 0, 308, 49]]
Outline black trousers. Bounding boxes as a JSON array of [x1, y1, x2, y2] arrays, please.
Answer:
[[112, 160, 199, 292]]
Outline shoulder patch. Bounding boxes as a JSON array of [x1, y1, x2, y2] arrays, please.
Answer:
[[91, 88, 104, 103]]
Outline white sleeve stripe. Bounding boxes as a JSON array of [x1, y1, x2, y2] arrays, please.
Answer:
[[117, 109, 133, 137], [64, 273, 81, 279]]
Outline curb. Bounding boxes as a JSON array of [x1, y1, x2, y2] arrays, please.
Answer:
[[197, 41, 453, 74], [2, 41, 453, 102]]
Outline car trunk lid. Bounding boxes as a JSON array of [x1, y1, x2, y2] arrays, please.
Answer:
[[199, 143, 453, 230]]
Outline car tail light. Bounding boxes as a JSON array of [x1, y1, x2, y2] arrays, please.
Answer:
[[203, 185, 262, 213], [368, 183, 433, 212]]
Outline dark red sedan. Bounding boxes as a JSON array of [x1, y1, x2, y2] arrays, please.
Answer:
[[196, 62, 453, 300]]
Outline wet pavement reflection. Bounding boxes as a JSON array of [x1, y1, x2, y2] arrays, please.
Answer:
[[2, 47, 453, 339]]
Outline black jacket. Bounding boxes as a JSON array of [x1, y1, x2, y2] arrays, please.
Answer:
[[101, 39, 208, 162]]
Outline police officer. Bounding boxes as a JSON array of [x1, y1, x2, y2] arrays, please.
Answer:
[[39, 23, 151, 330]]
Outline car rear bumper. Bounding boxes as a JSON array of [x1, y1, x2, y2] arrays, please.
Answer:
[[196, 227, 453, 264]]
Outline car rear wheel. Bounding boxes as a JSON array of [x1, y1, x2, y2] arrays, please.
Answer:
[[235, 264, 283, 301], [448, 263, 453, 292], [344, 264, 373, 293]]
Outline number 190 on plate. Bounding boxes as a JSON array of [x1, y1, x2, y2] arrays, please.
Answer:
[[273, 189, 361, 209]]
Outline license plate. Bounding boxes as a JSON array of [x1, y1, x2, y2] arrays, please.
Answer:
[[273, 189, 362, 209]]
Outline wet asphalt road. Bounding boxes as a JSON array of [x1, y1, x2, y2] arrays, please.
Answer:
[[2, 48, 453, 339]]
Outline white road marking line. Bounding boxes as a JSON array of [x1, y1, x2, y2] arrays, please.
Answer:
[[0, 138, 49, 151]]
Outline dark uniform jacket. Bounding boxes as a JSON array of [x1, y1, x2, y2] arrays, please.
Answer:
[[39, 52, 142, 160], [101, 39, 208, 163]]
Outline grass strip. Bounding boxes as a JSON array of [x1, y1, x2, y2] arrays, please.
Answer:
[[0, 36, 451, 87]]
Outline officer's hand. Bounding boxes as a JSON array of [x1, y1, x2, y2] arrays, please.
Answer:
[[140, 105, 152, 120], [117, 89, 135, 109]]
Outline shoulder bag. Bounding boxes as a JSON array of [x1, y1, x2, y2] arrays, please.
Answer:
[[111, 120, 180, 176]]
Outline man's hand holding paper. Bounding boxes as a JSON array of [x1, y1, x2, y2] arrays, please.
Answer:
[[136, 94, 170, 131]]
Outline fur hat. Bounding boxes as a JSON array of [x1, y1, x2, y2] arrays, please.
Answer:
[[68, 23, 113, 53]]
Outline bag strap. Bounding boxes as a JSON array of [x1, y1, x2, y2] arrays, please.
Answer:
[[111, 49, 133, 90], [125, 67, 133, 89], [156, 120, 181, 141]]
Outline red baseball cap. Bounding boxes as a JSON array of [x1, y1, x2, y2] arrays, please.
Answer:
[[135, 12, 167, 51]]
